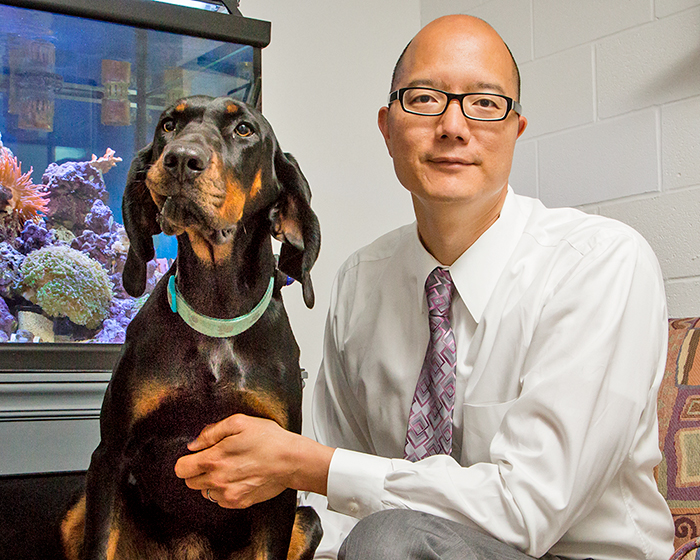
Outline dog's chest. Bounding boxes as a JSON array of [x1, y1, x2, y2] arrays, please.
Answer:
[[199, 339, 241, 384]]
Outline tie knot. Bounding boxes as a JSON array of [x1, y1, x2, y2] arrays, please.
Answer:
[[425, 267, 454, 317]]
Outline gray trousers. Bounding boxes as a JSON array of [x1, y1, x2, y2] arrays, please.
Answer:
[[338, 509, 565, 560]]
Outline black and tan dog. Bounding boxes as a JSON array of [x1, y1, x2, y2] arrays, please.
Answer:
[[60, 96, 322, 560]]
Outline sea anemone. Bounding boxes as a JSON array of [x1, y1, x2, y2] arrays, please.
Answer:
[[0, 147, 49, 223]]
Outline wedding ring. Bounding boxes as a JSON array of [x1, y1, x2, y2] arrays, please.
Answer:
[[206, 488, 218, 503]]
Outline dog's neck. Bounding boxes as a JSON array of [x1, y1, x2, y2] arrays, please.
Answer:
[[173, 222, 276, 321]]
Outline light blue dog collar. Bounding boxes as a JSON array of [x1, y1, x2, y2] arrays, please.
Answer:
[[167, 274, 275, 338]]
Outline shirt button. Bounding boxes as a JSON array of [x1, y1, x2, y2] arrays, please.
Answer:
[[348, 501, 359, 515]]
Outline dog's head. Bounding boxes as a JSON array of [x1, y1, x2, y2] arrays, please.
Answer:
[[121, 95, 320, 308]]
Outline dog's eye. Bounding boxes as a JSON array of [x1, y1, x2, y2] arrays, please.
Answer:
[[234, 122, 254, 137], [162, 119, 176, 133]]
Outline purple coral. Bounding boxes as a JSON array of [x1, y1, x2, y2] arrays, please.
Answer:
[[15, 220, 55, 254], [71, 224, 127, 279], [85, 199, 113, 234], [71, 230, 113, 268], [42, 161, 108, 234], [92, 296, 144, 343], [0, 297, 15, 336], [0, 241, 25, 298]]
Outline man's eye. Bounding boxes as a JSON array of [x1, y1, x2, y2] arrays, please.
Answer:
[[415, 95, 437, 104], [162, 119, 176, 133], [234, 122, 254, 137], [408, 93, 439, 106]]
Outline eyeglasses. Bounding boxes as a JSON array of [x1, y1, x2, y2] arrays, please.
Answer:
[[388, 87, 523, 121]]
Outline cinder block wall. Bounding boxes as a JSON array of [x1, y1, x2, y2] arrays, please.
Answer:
[[422, 0, 700, 317]]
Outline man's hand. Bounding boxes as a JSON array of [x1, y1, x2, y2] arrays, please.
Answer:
[[174, 414, 334, 509]]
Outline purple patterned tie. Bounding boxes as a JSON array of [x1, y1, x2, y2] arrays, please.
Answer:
[[404, 267, 457, 462]]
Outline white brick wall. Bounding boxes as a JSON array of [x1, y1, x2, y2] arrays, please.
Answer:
[[421, 0, 700, 317]]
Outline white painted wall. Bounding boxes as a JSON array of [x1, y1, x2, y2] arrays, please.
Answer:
[[423, 0, 700, 318], [240, 1, 700, 432], [240, 1, 420, 434]]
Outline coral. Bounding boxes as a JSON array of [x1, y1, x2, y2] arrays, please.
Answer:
[[50, 224, 76, 245], [15, 220, 56, 254], [71, 230, 114, 269], [0, 147, 49, 224], [85, 199, 113, 234], [92, 295, 147, 343], [21, 245, 113, 329], [0, 297, 15, 336], [0, 241, 25, 298], [42, 160, 108, 234], [89, 148, 122, 176], [71, 223, 128, 281]]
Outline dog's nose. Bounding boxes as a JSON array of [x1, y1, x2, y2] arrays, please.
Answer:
[[162, 144, 210, 181]]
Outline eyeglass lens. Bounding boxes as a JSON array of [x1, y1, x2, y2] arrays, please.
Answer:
[[401, 88, 509, 120]]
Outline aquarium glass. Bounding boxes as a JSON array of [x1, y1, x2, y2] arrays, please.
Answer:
[[0, 2, 258, 343]]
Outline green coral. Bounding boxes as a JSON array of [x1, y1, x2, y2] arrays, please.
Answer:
[[21, 245, 113, 329]]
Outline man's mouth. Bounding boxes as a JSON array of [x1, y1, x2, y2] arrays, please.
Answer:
[[428, 156, 475, 166]]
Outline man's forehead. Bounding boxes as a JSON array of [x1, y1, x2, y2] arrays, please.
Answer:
[[402, 77, 509, 96], [396, 27, 519, 97]]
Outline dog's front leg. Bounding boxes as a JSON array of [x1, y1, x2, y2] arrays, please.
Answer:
[[60, 441, 123, 560], [81, 442, 121, 560], [61, 373, 129, 560]]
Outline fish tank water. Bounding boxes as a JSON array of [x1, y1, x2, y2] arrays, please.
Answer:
[[0, 0, 269, 351]]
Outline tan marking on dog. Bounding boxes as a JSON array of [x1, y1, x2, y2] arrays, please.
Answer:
[[221, 174, 246, 223], [132, 380, 174, 423], [250, 168, 262, 198], [240, 391, 289, 429], [186, 227, 233, 264], [61, 494, 86, 560], [226, 103, 239, 114], [175, 102, 188, 112], [145, 161, 168, 200], [287, 514, 310, 560], [106, 526, 120, 560]]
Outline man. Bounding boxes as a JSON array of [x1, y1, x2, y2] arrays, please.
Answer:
[[176, 15, 675, 560]]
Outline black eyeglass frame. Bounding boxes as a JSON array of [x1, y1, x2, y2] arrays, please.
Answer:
[[388, 87, 523, 121]]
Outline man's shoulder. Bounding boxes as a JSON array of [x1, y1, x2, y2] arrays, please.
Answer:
[[521, 196, 652, 257], [337, 223, 416, 276]]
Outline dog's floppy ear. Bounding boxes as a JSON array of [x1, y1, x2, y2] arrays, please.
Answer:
[[122, 143, 162, 297], [269, 150, 321, 309]]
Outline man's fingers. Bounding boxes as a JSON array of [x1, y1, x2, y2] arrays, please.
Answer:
[[174, 452, 207, 480], [187, 414, 245, 451]]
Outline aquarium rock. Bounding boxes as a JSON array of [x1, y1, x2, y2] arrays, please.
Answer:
[[15, 219, 56, 254], [84, 199, 113, 234], [42, 160, 108, 234], [92, 295, 146, 343], [0, 296, 15, 336], [18, 309, 54, 342], [0, 241, 25, 298], [21, 244, 113, 329]]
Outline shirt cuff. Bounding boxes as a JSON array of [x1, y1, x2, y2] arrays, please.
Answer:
[[326, 448, 393, 519]]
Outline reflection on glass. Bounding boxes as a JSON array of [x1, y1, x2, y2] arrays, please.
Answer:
[[0, 3, 257, 344]]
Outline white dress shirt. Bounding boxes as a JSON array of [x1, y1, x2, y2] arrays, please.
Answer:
[[305, 188, 675, 560]]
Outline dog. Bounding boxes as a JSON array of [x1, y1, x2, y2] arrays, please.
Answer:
[[60, 95, 323, 560]]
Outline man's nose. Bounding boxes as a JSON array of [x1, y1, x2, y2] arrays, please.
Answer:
[[436, 99, 471, 142]]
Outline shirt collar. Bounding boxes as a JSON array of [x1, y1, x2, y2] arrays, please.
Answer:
[[408, 186, 529, 323]]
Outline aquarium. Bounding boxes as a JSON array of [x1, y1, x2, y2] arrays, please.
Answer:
[[0, 0, 269, 349]]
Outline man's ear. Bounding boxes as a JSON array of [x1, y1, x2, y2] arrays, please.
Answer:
[[122, 143, 162, 297], [378, 105, 394, 157], [516, 114, 528, 139], [269, 150, 321, 309]]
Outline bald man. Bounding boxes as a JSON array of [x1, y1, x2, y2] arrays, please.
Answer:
[[176, 15, 675, 560]]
